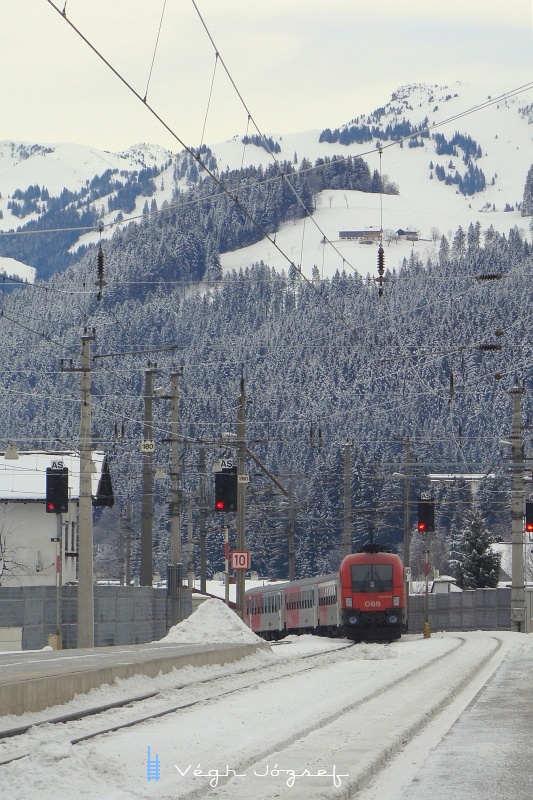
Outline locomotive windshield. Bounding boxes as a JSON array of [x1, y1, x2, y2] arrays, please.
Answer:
[[350, 563, 394, 592]]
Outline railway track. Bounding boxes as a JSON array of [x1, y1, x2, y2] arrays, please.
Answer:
[[0, 634, 506, 800], [0, 639, 355, 765], [173, 634, 504, 799]]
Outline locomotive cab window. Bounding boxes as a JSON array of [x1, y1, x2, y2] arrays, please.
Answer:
[[351, 564, 394, 592]]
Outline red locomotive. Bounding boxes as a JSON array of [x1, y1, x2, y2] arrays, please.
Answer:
[[245, 545, 406, 642]]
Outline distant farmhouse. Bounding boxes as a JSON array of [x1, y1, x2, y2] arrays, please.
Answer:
[[339, 229, 381, 243], [339, 229, 420, 243], [396, 229, 419, 241]]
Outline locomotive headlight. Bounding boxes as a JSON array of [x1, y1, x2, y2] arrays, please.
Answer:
[[348, 616, 359, 625], [392, 596, 400, 607], [388, 615, 399, 625], [345, 597, 353, 607]]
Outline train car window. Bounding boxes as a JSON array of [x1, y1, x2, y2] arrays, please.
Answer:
[[351, 564, 394, 591]]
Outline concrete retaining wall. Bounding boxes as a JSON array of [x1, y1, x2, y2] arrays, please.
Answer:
[[0, 585, 192, 650]]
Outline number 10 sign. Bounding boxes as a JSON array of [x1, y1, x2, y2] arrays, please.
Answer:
[[230, 550, 250, 570]]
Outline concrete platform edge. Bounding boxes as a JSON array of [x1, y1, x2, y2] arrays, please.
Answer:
[[0, 642, 266, 716]]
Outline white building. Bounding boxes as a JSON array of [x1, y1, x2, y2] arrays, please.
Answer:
[[0, 451, 110, 587]]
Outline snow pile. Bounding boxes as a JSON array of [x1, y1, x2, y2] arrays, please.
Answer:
[[160, 598, 265, 645]]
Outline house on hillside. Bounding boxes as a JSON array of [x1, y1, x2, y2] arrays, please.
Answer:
[[0, 451, 113, 587], [339, 229, 381, 243], [396, 228, 419, 241]]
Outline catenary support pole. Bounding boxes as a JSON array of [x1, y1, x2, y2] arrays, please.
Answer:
[[236, 372, 246, 618], [510, 382, 526, 632], [343, 442, 352, 557], [140, 367, 157, 586], [78, 331, 95, 648], [168, 370, 182, 624], [199, 447, 207, 595], [402, 439, 412, 630], [288, 476, 295, 580]]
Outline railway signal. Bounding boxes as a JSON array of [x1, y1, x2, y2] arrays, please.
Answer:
[[417, 498, 435, 532], [45, 467, 69, 514], [214, 467, 237, 512], [526, 502, 533, 533]]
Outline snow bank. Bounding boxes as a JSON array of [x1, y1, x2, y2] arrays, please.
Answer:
[[160, 598, 265, 644]]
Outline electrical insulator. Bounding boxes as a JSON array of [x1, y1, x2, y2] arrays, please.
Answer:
[[377, 244, 385, 275], [96, 245, 107, 301], [476, 273, 503, 281]]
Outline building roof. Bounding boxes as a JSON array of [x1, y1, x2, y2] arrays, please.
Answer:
[[0, 451, 107, 501]]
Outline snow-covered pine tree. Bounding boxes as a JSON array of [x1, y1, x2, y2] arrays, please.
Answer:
[[450, 508, 501, 589], [521, 164, 533, 216]]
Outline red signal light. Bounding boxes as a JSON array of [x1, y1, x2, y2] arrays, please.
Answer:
[[215, 500, 226, 511], [47, 502, 56, 512], [417, 522, 427, 532], [526, 502, 533, 532]]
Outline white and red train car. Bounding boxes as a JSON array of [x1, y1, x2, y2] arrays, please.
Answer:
[[245, 546, 406, 642]]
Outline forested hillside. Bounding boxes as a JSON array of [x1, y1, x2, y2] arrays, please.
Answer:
[[1, 163, 531, 583]]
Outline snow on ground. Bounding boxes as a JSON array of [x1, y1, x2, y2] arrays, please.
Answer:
[[219, 80, 533, 281], [0, 255, 35, 284], [161, 597, 264, 644], [0, 621, 530, 799]]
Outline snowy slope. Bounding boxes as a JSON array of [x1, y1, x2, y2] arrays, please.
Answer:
[[0, 140, 173, 198], [217, 81, 533, 280], [0, 140, 176, 279], [0, 255, 35, 284], [0, 80, 532, 282]]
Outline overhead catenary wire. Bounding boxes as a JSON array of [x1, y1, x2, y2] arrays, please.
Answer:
[[2, 9, 530, 470], [199, 51, 219, 152], [143, 0, 167, 103], [44, 0, 362, 339]]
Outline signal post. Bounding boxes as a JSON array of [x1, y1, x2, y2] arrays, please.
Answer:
[[46, 464, 69, 649], [212, 373, 249, 617]]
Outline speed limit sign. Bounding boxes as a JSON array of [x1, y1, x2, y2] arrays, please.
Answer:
[[230, 550, 250, 570]]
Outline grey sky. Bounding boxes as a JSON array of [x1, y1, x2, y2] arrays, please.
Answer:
[[1, 1, 531, 152]]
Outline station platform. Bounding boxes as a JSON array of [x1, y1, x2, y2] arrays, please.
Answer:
[[401, 642, 533, 799], [0, 640, 265, 717]]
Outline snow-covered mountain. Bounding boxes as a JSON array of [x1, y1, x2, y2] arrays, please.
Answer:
[[0, 140, 173, 197], [1, 80, 532, 282], [217, 81, 533, 279]]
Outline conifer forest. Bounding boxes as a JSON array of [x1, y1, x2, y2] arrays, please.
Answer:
[[2, 152, 533, 589]]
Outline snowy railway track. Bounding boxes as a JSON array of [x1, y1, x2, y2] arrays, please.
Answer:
[[0, 634, 508, 800], [0, 639, 355, 765], [196, 634, 504, 800]]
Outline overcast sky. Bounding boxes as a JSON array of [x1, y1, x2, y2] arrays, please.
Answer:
[[1, 1, 532, 153]]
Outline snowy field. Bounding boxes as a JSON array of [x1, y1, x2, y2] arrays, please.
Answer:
[[0, 599, 530, 800]]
